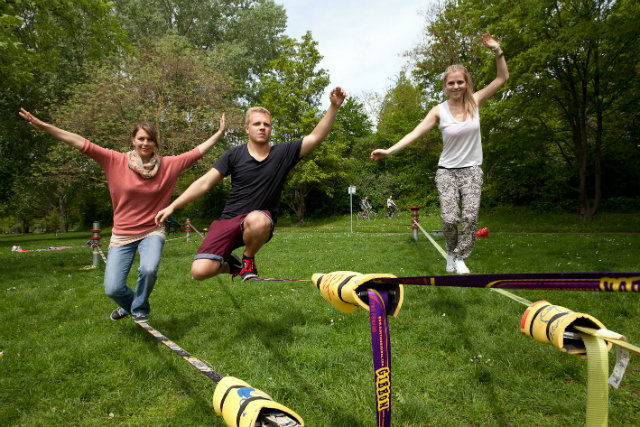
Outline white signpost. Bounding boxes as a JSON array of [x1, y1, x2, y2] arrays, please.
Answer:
[[348, 185, 356, 233]]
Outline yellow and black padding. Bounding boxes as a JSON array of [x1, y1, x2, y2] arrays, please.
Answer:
[[311, 271, 404, 317], [520, 300, 612, 357], [212, 376, 303, 427]]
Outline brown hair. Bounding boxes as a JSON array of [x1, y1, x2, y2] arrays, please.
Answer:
[[443, 64, 477, 119], [131, 122, 159, 148], [245, 107, 272, 125]]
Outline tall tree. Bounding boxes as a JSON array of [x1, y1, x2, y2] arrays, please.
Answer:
[[111, 0, 287, 99], [304, 96, 374, 217], [255, 33, 334, 221], [36, 35, 236, 231], [372, 72, 440, 207], [412, 0, 640, 219], [0, 0, 131, 205]]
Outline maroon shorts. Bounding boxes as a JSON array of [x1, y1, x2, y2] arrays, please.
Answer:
[[194, 210, 273, 263]]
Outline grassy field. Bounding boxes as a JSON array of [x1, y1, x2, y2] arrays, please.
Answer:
[[1, 211, 639, 426]]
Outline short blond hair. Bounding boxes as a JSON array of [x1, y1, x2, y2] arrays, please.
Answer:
[[245, 107, 272, 125]]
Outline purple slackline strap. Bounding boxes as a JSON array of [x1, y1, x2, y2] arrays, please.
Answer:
[[369, 272, 640, 292], [368, 289, 392, 427]]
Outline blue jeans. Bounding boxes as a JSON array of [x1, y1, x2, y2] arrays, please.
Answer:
[[103, 235, 165, 316]]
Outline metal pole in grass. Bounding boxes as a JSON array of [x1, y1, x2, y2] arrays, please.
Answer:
[[91, 221, 101, 267], [349, 185, 356, 233], [406, 206, 422, 242], [185, 218, 191, 242]]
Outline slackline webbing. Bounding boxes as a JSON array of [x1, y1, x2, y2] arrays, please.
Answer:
[[137, 321, 223, 382], [137, 321, 304, 427], [250, 272, 640, 291], [368, 289, 392, 427], [189, 223, 206, 240], [11, 245, 78, 252], [411, 219, 447, 258], [575, 326, 640, 358], [95, 245, 107, 264], [368, 272, 640, 292], [582, 333, 609, 427], [490, 288, 534, 306]]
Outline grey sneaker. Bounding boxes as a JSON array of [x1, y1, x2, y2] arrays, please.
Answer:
[[446, 252, 455, 273], [133, 314, 148, 323], [110, 307, 129, 321], [227, 253, 243, 278]]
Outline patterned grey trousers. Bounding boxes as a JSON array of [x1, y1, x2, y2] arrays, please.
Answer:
[[435, 165, 483, 260]]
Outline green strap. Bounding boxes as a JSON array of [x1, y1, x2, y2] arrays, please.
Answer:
[[490, 288, 532, 306], [581, 333, 609, 427]]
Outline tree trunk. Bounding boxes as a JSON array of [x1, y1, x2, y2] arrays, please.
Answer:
[[294, 184, 308, 223], [577, 44, 603, 222], [591, 43, 603, 219], [58, 185, 68, 233], [45, 198, 53, 232]]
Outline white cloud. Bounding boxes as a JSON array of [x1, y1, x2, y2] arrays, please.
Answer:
[[275, 0, 434, 110]]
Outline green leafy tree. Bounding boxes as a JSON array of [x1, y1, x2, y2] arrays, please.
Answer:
[[256, 33, 335, 221], [112, 0, 287, 100], [0, 0, 131, 207], [306, 96, 374, 216], [412, 0, 640, 219], [495, 0, 640, 219], [371, 72, 440, 208], [36, 35, 236, 231]]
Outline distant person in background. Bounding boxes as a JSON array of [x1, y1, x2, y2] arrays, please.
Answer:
[[360, 196, 373, 219], [19, 108, 225, 322], [370, 33, 508, 275], [386, 195, 397, 218]]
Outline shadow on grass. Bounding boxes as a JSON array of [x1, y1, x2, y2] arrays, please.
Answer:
[[223, 285, 363, 426], [426, 291, 511, 426], [124, 315, 216, 417]]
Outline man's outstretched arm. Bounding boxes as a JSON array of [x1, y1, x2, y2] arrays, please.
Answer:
[[299, 86, 347, 158], [155, 168, 224, 225]]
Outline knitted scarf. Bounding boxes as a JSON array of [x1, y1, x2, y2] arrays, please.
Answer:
[[127, 150, 161, 179]]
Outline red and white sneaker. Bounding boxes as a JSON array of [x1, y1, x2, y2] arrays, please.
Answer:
[[238, 256, 258, 281]]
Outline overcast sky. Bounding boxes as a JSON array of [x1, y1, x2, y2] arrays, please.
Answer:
[[274, 0, 436, 111]]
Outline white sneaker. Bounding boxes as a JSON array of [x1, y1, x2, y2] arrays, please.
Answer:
[[454, 259, 470, 275], [446, 253, 456, 273]]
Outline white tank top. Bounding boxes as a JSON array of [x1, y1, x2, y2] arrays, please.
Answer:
[[438, 97, 482, 168]]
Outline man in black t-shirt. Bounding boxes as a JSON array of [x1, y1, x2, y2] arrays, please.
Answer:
[[156, 87, 347, 281]]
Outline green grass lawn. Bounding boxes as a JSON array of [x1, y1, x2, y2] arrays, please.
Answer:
[[1, 211, 639, 426]]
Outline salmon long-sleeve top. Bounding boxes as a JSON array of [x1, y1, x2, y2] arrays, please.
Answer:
[[82, 140, 202, 235]]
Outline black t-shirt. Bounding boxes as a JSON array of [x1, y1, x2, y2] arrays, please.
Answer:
[[213, 140, 302, 222]]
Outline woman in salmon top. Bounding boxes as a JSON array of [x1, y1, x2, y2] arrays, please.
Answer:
[[19, 108, 225, 322]]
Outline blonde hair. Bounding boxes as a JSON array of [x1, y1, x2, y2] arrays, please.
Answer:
[[443, 64, 477, 119], [245, 107, 272, 125]]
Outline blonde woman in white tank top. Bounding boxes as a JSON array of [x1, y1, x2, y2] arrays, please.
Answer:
[[371, 33, 509, 275]]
